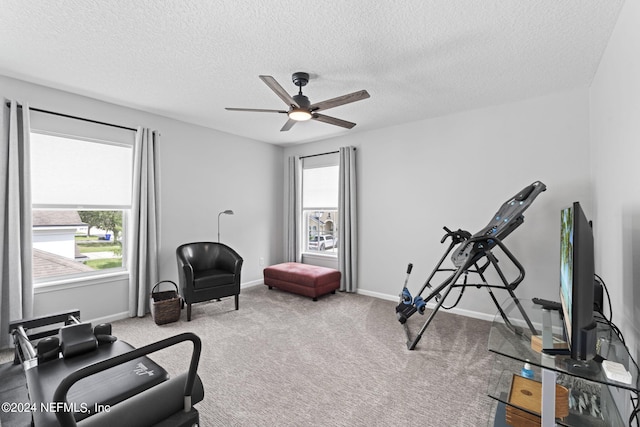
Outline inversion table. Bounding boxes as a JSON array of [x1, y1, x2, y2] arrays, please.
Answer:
[[8, 310, 204, 426], [396, 181, 546, 350]]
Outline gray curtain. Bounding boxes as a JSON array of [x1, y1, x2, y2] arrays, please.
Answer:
[[128, 128, 159, 317], [338, 146, 357, 292], [286, 156, 302, 262], [0, 100, 34, 348]]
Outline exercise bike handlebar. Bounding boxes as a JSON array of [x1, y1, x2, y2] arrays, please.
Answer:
[[53, 332, 202, 427]]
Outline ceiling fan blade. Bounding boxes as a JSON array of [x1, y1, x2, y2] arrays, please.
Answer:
[[225, 107, 287, 113], [259, 75, 299, 108], [312, 113, 356, 129], [310, 90, 370, 112], [280, 119, 297, 132]]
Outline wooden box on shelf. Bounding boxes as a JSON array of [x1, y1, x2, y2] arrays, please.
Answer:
[[505, 374, 569, 427], [530, 334, 567, 354]]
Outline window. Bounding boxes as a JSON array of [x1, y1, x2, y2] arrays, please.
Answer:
[[30, 128, 134, 284], [302, 153, 339, 255]]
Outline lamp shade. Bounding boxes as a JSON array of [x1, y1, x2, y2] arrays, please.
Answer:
[[217, 210, 234, 243]]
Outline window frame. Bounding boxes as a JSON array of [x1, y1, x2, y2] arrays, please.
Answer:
[[300, 154, 339, 258], [29, 129, 134, 287]]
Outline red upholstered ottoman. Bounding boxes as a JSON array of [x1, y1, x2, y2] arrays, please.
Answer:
[[263, 262, 341, 301]]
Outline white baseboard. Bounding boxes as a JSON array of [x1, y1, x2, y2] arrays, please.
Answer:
[[88, 283, 527, 330], [87, 281, 263, 324], [356, 288, 397, 302], [356, 288, 495, 322], [88, 282, 262, 325], [242, 279, 264, 289], [244, 272, 496, 323], [87, 311, 130, 325]]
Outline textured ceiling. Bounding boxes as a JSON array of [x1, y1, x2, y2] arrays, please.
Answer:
[[0, 1, 624, 146]]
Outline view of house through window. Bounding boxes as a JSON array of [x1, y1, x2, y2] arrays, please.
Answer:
[[305, 210, 338, 253], [32, 209, 125, 280], [30, 131, 133, 282], [302, 154, 339, 255]]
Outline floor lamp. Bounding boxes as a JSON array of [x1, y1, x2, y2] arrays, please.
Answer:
[[218, 210, 234, 243]]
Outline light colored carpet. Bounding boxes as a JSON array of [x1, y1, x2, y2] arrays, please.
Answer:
[[1, 285, 495, 426], [115, 285, 493, 426]]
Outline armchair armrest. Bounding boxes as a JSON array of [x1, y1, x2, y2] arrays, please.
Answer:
[[216, 246, 243, 274], [181, 263, 194, 283]]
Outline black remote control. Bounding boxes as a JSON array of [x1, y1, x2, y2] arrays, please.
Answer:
[[532, 297, 562, 311]]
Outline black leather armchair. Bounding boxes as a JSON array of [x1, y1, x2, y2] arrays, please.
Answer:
[[176, 242, 243, 321]]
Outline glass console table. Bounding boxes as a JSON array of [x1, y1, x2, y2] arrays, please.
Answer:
[[487, 299, 638, 427]]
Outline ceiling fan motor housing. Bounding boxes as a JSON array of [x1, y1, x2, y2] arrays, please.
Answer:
[[293, 94, 310, 109]]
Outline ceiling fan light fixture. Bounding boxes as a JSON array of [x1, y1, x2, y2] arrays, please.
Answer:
[[226, 73, 369, 131], [288, 108, 312, 121]]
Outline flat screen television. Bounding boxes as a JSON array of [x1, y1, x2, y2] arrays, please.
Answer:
[[559, 201, 598, 368]]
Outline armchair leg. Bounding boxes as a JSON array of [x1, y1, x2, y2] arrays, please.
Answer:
[[187, 304, 192, 321], [235, 294, 239, 310]]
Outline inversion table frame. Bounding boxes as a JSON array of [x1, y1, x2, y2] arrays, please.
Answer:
[[396, 181, 547, 350]]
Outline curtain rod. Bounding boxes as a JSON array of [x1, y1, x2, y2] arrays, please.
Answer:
[[6, 102, 137, 132], [300, 147, 356, 160]]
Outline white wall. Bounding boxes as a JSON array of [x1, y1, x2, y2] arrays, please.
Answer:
[[590, 0, 640, 358], [155, 112, 284, 286], [4, 10, 634, 342], [1, 75, 284, 323], [285, 88, 592, 319]]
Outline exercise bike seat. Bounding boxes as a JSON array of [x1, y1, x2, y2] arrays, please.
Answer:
[[25, 340, 168, 427]]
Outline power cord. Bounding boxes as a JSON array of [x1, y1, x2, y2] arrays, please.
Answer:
[[594, 273, 639, 426], [595, 273, 613, 323]]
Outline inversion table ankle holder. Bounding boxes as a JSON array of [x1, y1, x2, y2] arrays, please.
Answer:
[[9, 310, 204, 426], [395, 181, 546, 350]]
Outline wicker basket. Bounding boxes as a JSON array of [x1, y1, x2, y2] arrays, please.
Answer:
[[151, 280, 181, 325]]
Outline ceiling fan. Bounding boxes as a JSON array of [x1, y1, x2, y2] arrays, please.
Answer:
[[225, 72, 370, 132]]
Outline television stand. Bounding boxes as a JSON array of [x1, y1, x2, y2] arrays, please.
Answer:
[[537, 305, 602, 376], [564, 358, 602, 376], [488, 299, 638, 427]]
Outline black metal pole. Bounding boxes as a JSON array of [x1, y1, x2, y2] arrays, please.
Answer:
[[5, 102, 137, 132]]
